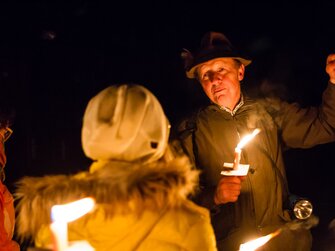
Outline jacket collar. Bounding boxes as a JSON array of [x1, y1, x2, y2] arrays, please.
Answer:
[[216, 94, 244, 116]]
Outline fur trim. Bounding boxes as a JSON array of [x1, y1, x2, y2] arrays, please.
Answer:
[[14, 156, 199, 241]]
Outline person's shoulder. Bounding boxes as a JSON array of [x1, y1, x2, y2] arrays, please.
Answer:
[[243, 95, 286, 112], [181, 199, 211, 218], [176, 110, 201, 134], [162, 199, 211, 230], [177, 105, 221, 138]]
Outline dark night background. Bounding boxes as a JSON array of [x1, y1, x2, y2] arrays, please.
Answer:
[[1, 1, 335, 250]]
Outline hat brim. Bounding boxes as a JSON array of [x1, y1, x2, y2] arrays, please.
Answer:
[[186, 57, 252, 79]]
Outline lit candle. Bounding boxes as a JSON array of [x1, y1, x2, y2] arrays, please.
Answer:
[[233, 129, 261, 170], [50, 219, 68, 251], [50, 197, 96, 251], [239, 229, 281, 251]]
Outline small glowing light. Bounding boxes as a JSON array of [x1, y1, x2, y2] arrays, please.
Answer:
[[239, 229, 281, 251], [237, 128, 261, 149], [233, 128, 260, 170], [51, 197, 95, 223], [50, 197, 96, 251]]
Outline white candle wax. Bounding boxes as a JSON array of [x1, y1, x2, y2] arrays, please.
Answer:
[[66, 241, 95, 251], [50, 220, 68, 251], [233, 147, 242, 170]]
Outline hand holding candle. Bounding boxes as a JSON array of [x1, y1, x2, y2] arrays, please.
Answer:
[[214, 175, 246, 204]]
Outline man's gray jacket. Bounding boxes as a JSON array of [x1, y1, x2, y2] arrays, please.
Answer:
[[178, 83, 335, 251]]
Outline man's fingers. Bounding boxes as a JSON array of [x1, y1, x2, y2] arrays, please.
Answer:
[[220, 182, 241, 191]]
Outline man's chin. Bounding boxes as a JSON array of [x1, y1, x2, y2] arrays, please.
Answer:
[[214, 95, 228, 107]]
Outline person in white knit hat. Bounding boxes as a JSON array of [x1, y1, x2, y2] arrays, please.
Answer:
[[15, 84, 217, 251]]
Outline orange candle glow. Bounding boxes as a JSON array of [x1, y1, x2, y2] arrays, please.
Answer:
[[239, 229, 281, 251]]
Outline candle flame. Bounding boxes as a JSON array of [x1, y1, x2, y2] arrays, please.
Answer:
[[239, 229, 281, 251], [51, 197, 95, 223], [237, 129, 261, 149]]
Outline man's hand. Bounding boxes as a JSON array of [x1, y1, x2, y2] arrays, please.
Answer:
[[326, 54, 335, 84], [214, 176, 246, 205]]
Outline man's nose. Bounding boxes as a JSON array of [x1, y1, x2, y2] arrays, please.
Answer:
[[209, 71, 222, 82]]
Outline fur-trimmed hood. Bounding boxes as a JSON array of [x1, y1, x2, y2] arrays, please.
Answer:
[[15, 156, 199, 241]]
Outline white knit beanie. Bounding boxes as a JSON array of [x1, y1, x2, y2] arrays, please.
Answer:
[[81, 84, 170, 163]]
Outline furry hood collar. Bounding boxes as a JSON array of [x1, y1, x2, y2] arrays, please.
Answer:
[[15, 156, 199, 240]]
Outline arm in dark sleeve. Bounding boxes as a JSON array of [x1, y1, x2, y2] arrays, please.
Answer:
[[266, 83, 335, 148]]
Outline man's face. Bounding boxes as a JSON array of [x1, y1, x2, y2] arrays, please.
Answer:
[[196, 58, 245, 110]]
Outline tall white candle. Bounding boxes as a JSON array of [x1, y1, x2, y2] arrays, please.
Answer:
[[233, 147, 242, 170], [50, 220, 68, 251]]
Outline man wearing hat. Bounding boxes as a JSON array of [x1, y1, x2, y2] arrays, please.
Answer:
[[178, 31, 335, 250]]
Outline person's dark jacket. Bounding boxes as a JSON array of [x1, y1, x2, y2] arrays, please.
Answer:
[[178, 83, 335, 251]]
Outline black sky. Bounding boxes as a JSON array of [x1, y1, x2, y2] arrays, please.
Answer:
[[1, 2, 335, 248]]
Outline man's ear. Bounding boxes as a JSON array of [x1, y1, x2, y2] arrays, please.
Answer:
[[238, 64, 245, 81]]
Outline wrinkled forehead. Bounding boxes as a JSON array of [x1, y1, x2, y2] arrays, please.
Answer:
[[198, 57, 236, 71]]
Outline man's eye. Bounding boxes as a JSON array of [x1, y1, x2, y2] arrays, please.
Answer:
[[202, 73, 209, 80], [217, 67, 224, 73]]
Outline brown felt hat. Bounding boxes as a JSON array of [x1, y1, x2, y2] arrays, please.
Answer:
[[182, 31, 252, 79]]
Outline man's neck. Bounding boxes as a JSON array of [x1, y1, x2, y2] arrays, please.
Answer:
[[220, 95, 244, 116]]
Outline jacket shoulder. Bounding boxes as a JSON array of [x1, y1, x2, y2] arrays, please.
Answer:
[[177, 108, 206, 140]]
